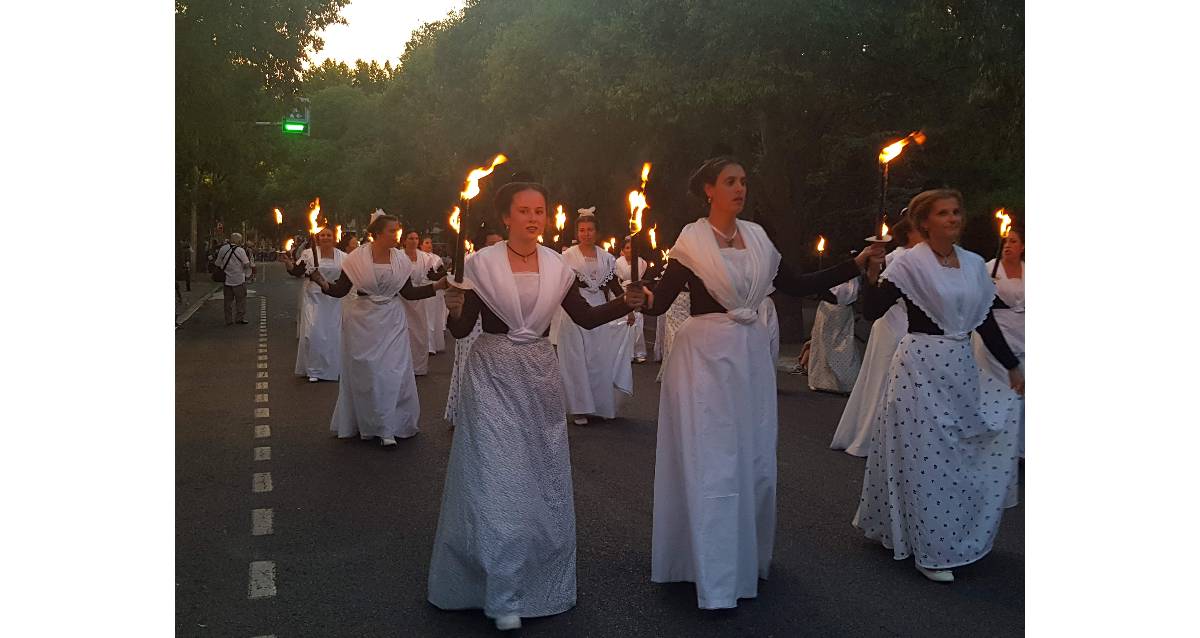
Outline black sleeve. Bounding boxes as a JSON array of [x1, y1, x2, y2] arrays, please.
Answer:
[[976, 306, 1021, 370], [605, 274, 624, 298], [321, 273, 354, 298], [448, 290, 483, 339], [287, 262, 308, 277], [991, 295, 1011, 310], [863, 278, 903, 321], [774, 259, 862, 297], [561, 286, 632, 329], [642, 260, 690, 316], [816, 288, 837, 304], [401, 280, 436, 301]]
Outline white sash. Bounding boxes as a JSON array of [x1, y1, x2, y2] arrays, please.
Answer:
[[881, 243, 995, 338], [463, 242, 575, 344], [340, 244, 413, 303], [669, 217, 781, 324]]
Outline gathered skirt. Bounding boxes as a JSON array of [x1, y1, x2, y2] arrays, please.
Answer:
[[428, 334, 577, 619], [329, 296, 419, 440]]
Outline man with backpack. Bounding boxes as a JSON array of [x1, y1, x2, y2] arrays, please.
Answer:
[[212, 233, 255, 325]]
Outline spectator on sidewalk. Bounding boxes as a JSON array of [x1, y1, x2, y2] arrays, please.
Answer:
[[217, 233, 255, 325]]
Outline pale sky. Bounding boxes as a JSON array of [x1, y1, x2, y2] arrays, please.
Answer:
[[308, 0, 465, 67]]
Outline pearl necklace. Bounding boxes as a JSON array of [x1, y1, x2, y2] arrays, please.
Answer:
[[712, 223, 739, 247]]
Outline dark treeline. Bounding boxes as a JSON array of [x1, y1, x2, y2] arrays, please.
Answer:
[[177, 0, 1023, 266]]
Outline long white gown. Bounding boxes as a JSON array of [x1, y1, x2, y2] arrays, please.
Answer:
[[806, 278, 862, 393], [402, 250, 438, 376], [651, 219, 782, 610], [555, 246, 633, 419], [329, 246, 423, 440], [425, 252, 449, 354], [654, 290, 691, 382], [615, 255, 648, 360], [831, 247, 911, 455], [974, 259, 1025, 457], [428, 243, 580, 620], [294, 248, 346, 380], [853, 244, 1021, 569]]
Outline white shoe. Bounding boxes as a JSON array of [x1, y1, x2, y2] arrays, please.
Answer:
[[572, 416, 588, 425], [308, 376, 319, 383], [494, 615, 521, 631], [380, 436, 397, 446], [916, 564, 954, 582]]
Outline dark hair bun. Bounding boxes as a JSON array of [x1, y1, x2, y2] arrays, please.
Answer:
[[687, 155, 744, 200]]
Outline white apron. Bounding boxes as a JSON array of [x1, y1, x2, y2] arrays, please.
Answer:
[[424, 252, 448, 353], [328, 245, 420, 440], [615, 255, 648, 359], [651, 218, 782, 609], [555, 245, 633, 419], [973, 258, 1025, 457], [807, 278, 862, 393], [294, 248, 345, 380], [402, 250, 437, 375]]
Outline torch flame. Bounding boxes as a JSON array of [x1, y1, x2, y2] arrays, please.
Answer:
[[640, 162, 651, 188], [461, 154, 509, 200], [817, 236, 826, 253], [448, 206, 461, 234], [881, 221, 890, 239], [627, 162, 652, 235], [648, 225, 658, 250], [274, 208, 283, 225], [555, 205, 566, 231], [307, 198, 323, 234], [994, 209, 1012, 238], [538, 235, 545, 243], [878, 131, 927, 164], [553, 234, 560, 243], [464, 239, 475, 254], [284, 238, 294, 252], [335, 225, 342, 243], [661, 247, 671, 262]]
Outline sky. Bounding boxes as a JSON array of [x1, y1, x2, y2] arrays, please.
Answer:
[[308, 0, 465, 67]]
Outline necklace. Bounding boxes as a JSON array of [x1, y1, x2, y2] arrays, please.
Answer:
[[507, 243, 536, 262], [930, 245, 955, 267], [711, 223, 739, 247]]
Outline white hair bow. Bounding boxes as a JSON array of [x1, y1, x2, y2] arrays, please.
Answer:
[[577, 206, 596, 217], [370, 208, 386, 223]]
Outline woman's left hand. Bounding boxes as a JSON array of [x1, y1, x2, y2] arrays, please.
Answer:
[[1008, 368, 1025, 396], [854, 243, 887, 272], [434, 277, 450, 291], [624, 285, 646, 310]]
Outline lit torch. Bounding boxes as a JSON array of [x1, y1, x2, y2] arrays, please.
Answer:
[[335, 224, 342, 244], [273, 208, 284, 254], [456, 154, 508, 283], [875, 131, 925, 240], [307, 197, 323, 269], [627, 162, 652, 284], [554, 205, 566, 250], [448, 205, 461, 276], [817, 235, 826, 269], [284, 238, 294, 252], [991, 208, 1013, 277]]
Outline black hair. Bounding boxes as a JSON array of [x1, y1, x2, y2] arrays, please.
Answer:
[[367, 214, 399, 238], [493, 181, 551, 224], [688, 155, 745, 200]]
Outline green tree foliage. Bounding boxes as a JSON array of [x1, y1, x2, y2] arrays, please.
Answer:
[[184, 0, 1023, 262]]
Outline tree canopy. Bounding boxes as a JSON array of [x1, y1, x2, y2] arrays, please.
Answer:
[[177, 0, 1023, 263]]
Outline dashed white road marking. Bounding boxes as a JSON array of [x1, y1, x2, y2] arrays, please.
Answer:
[[252, 472, 273, 493], [254, 446, 271, 460], [255, 394, 269, 403], [254, 424, 271, 438], [257, 362, 268, 369], [257, 355, 268, 361], [256, 382, 268, 390], [248, 561, 276, 599], [252, 508, 274, 536], [257, 371, 268, 379], [254, 408, 270, 418]]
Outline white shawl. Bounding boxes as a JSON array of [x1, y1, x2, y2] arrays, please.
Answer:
[[463, 242, 575, 344], [340, 244, 414, 303], [881, 243, 995, 338], [298, 247, 346, 276], [828, 276, 861, 306], [670, 217, 781, 324], [561, 244, 617, 293], [614, 255, 648, 285]]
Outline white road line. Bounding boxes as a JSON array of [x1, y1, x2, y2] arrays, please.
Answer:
[[257, 355, 268, 362], [254, 446, 271, 460], [257, 362, 268, 369], [252, 472, 273, 493], [254, 425, 271, 438], [256, 382, 268, 390], [256, 371, 268, 379], [254, 408, 269, 418], [248, 561, 276, 598], [252, 508, 274, 536], [255, 394, 268, 403]]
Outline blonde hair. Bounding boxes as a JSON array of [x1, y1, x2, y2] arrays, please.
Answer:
[[907, 189, 964, 237]]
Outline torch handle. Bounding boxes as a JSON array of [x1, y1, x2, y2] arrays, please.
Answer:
[[454, 200, 467, 283], [310, 234, 319, 268]]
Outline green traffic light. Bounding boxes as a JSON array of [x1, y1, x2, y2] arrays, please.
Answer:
[[283, 122, 307, 133]]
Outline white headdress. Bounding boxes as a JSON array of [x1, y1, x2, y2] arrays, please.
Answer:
[[370, 208, 386, 224], [577, 206, 596, 218]]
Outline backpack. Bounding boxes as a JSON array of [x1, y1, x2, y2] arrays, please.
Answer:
[[209, 244, 241, 283]]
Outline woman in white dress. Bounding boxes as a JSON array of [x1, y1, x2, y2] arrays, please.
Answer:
[[640, 156, 882, 609], [428, 182, 644, 631], [422, 236, 450, 355], [974, 225, 1024, 457], [401, 231, 441, 376], [556, 210, 635, 426], [309, 214, 448, 447], [831, 217, 923, 455], [806, 277, 862, 393], [282, 226, 346, 382], [443, 228, 504, 428], [616, 237, 649, 363], [853, 189, 1024, 582]]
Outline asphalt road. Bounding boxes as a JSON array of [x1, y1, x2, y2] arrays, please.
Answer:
[[176, 262, 1023, 637]]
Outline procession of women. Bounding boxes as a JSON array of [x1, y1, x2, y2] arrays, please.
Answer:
[[277, 155, 1025, 631]]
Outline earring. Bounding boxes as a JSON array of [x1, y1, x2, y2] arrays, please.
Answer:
[[706, 197, 712, 204]]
